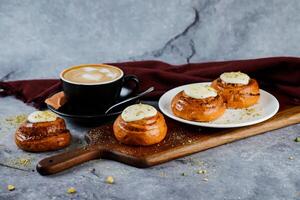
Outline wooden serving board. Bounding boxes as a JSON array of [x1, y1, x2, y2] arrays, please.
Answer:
[[37, 106, 300, 175]]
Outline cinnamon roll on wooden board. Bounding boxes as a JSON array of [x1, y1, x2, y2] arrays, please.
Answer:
[[15, 110, 71, 152], [211, 72, 260, 109], [171, 84, 226, 122], [113, 104, 167, 146]]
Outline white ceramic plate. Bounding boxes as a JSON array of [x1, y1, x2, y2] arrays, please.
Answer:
[[158, 82, 279, 128]]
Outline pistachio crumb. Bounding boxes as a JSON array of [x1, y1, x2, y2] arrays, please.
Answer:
[[159, 172, 167, 177], [5, 114, 27, 126], [181, 172, 187, 176], [67, 187, 76, 194], [7, 185, 15, 191], [106, 176, 114, 184], [19, 158, 30, 166], [294, 137, 300, 142], [197, 170, 207, 174]]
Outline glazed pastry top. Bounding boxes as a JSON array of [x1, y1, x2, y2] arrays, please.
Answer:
[[27, 110, 58, 123], [220, 72, 250, 85], [121, 104, 157, 122], [183, 84, 217, 99]]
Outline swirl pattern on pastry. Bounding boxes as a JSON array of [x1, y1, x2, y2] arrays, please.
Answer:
[[113, 108, 167, 146], [211, 78, 260, 109], [15, 117, 71, 152], [171, 91, 226, 122]]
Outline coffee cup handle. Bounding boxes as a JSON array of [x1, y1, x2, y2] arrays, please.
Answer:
[[120, 75, 140, 99]]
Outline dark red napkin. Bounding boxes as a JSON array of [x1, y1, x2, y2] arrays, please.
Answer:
[[1, 57, 300, 109]]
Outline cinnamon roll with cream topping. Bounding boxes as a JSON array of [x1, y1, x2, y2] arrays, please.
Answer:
[[15, 110, 71, 152], [171, 84, 226, 122], [113, 104, 167, 146], [211, 72, 260, 109]]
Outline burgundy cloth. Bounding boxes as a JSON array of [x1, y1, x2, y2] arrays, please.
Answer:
[[0, 57, 299, 109]]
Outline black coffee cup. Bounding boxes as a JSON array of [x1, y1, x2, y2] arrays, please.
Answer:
[[60, 64, 139, 113]]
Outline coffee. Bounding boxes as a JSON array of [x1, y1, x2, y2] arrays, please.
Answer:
[[60, 64, 139, 113], [62, 65, 123, 84]]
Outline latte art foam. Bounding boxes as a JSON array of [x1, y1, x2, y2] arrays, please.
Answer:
[[81, 73, 103, 81], [62, 65, 122, 84]]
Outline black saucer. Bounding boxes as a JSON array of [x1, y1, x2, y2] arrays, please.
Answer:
[[47, 86, 143, 124], [47, 98, 139, 124], [47, 86, 157, 125]]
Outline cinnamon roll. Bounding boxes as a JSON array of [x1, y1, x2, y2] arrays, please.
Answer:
[[15, 110, 71, 152], [113, 104, 167, 146], [171, 84, 226, 122], [211, 72, 260, 109]]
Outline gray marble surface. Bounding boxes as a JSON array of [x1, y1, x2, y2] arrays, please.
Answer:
[[0, 0, 300, 200]]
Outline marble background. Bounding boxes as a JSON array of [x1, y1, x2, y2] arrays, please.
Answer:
[[1, 0, 300, 80], [0, 0, 300, 200]]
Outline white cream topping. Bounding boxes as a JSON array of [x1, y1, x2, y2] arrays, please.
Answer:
[[27, 110, 58, 123], [220, 72, 250, 85], [184, 84, 218, 99], [121, 104, 157, 122]]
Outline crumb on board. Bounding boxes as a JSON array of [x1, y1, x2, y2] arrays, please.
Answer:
[[294, 137, 300, 142], [288, 156, 294, 160], [203, 178, 209, 182]]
